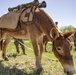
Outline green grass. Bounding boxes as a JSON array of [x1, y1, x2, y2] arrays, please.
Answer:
[[0, 41, 76, 75]]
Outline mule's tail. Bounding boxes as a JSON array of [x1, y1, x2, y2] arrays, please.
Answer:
[[0, 40, 3, 50]]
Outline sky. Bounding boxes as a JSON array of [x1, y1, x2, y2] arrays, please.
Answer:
[[0, 0, 76, 28]]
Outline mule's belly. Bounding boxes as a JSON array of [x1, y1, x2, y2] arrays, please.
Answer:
[[6, 29, 30, 39], [2, 23, 44, 41], [6, 29, 43, 40]]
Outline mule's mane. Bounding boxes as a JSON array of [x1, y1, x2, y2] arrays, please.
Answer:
[[34, 8, 60, 40], [34, 8, 59, 33], [41, 10, 56, 27], [36, 8, 56, 28]]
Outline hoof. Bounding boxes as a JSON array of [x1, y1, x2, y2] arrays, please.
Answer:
[[24, 53, 27, 55], [36, 68, 43, 75], [4, 57, 9, 61], [17, 51, 20, 54], [2, 53, 9, 61]]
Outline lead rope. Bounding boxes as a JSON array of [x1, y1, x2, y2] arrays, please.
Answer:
[[15, 39, 58, 62], [15, 39, 32, 50]]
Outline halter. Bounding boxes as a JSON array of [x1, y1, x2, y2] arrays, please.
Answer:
[[52, 41, 73, 60]]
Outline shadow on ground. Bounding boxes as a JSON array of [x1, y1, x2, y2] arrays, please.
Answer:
[[0, 60, 37, 75]]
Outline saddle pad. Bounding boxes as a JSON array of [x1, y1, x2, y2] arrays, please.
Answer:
[[0, 11, 21, 29]]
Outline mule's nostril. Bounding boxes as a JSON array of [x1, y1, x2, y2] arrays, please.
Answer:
[[64, 69, 74, 75], [67, 71, 70, 75], [67, 71, 74, 75], [63, 65, 75, 75]]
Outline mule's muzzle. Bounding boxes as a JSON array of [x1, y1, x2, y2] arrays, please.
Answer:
[[64, 68, 75, 75]]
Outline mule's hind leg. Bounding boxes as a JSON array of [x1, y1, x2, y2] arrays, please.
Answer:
[[2, 35, 12, 60], [44, 42, 47, 52]]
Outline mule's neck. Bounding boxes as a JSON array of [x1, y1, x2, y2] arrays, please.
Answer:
[[35, 8, 58, 41]]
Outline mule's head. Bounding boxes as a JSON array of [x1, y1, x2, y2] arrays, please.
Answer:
[[50, 28, 75, 75]]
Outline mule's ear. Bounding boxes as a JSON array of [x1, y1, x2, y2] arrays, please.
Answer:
[[50, 27, 59, 40], [63, 30, 76, 38]]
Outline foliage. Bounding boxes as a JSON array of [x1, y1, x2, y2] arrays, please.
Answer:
[[60, 25, 75, 32]]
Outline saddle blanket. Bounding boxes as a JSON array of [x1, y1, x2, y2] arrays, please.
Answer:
[[0, 11, 20, 29], [0, 7, 34, 29]]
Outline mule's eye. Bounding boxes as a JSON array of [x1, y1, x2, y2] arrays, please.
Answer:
[[56, 47, 62, 50]]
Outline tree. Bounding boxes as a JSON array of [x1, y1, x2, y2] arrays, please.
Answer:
[[60, 25, 75, 33]]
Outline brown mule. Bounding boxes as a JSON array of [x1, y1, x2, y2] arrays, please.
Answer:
[[0, 8, 75, 75]]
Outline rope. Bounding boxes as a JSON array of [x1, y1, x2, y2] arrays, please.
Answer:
[[16, 39, 58, 62], [16, 39, 33, 51]]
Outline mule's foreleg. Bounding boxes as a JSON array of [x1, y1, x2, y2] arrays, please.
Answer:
[[38, 36, 44, 61], [31, 37, 43, 74], [2, 36, 12, 60]]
